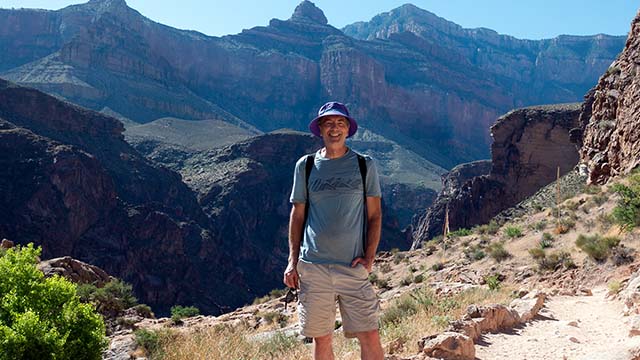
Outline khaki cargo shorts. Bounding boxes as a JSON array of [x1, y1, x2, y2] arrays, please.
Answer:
[[296, 261, 380, 338]]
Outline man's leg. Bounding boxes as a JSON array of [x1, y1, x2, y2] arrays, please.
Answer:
[[355, 329, 383, 360], [313, 333, 335, 360]]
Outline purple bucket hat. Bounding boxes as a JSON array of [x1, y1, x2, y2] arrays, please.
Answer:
[[309, 101, 358, 138]]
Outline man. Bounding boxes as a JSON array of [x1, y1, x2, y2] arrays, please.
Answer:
[[284, 101, 384, 360]]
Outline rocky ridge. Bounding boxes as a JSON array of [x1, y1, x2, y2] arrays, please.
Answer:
[[579, 10, 640, 183], [0, 0, 625, 169], [412, 104, 581, 245]]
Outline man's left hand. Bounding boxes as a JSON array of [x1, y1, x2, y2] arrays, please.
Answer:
[[351, 256, 374, 273]]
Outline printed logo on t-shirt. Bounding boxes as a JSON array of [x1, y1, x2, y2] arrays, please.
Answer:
[[309, 177, 361, 192]]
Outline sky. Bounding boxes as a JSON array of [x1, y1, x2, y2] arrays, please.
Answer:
[[1, 0, 637, 40]]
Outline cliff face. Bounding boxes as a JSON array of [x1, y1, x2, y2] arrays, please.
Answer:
[[0, 79, 277, 316], [0, 0, 624, 168], [579, 10, 640, 183], [412, 104, 581, 245]]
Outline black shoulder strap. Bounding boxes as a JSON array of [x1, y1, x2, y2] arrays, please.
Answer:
[[303, 154, 315, 226], [356, 154, 368, 250]]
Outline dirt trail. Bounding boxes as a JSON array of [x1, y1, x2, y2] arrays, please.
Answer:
[[475, 287, 640, 360]]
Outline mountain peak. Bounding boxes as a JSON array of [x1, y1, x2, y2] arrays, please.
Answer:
[[290, 1, 328, 25]]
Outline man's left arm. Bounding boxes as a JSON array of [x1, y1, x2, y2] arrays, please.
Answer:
[[363, 196, 382, 272], [351, 196, 381, 272]]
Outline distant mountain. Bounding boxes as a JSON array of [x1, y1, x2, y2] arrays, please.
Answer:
[[0, 0, 625, 168]]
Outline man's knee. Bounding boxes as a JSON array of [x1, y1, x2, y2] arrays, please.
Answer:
[[355, 329, 380, 344], [314, 332, 333, 345]]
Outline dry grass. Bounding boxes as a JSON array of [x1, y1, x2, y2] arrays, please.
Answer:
[[147, 286, 513, 360]]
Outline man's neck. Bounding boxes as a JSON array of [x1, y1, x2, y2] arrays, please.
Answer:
[[322, 145, 349, 159]]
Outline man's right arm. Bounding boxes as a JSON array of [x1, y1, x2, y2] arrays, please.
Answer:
[[284, 202, 305, 289]]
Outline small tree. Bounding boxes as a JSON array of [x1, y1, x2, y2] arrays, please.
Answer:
[[0, 244, 107, 359]]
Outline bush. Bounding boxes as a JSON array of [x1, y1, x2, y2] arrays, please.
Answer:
[[608, 280, 622, 295], [257, 311, 288, 327], [611, 245, 635, 266], [584, 185, 602, 195], [554, 218, 576, 234], [532, 250, 575, 271], [611, 172, 640, 230], [528, 248, 546, 260], [413, 274, 425, 284], [464, 245, 486, 262], [532, 220, 547, 231], [0, 244, 107, 359], [91, 279, 138, 316], [487, 241, 511, 263], [432, 262, 444, 271], [539, 232, 554, 249], [400, 275, 413, 286], [504, 226, 523, 238], [575, 234, 620, 262], [484, 274, 501, 291], [374, 277, 390, 289], [449, 228, 473, 237], [475, 220, 500, 235], [170, 305, 200, 323], [133, 304, 154, 318]]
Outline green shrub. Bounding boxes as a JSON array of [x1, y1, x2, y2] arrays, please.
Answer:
[[413, 274, 424, 284], [575, 234, 620, 262], [608, 280, 622, 294], [592, 193, 608, 206], [257, 311, 288, 327], [87, 279, 138, 317], [132, 304, 154, 318], [532, 250, 575, 271], [368, 272, 378, 284], [464, 244, 485, 262], [449, 228, 473, 237], [555, 217, 576, 234], [393, 252, 405, 265], [476, 220, 500, 235], [504, 226, 523, 238], [380, 294, 420, 326], [431, 262, 444, 271], [487, 241, 511, 263], [134, 328, 173, 357], [0, 244, 107, 359], [611, 172, 640, 230], [170, 305, 200, 323], [484, 274, 501, 291], [539, 232, 554, 249], [532, 220, 547, 231]]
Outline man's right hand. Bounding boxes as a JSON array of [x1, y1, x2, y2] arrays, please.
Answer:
[[283, 261, 299, 289]]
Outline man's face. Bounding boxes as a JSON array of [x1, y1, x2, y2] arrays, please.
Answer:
[[318, 115, 350, 145]]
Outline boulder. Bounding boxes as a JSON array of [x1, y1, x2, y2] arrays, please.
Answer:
[[0, 238, 14, 249], [622, 271, 640, 316], [38, 256, 113, 286], [418, 332, 475, 360], [510, 290, 547, 322]]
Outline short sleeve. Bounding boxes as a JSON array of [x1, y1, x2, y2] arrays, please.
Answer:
[[290, 155, 308, 203], [365, 156, 382, 198]]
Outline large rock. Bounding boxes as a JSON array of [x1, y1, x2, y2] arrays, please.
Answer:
[[413, 104, 581, 244], [579, 10, 640, 183], [38, 256, 113, 286], [418, 332, 475, 360]]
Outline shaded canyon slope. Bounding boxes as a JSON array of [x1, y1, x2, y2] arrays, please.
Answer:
[[0, 80, 411, 315], [0, 0, 626, 169], [412, 104, 581, 246], [577, 10, 640, 183], [0, 80, 311, 315]]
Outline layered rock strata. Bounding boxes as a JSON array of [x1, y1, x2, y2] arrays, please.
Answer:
[[578, 10, 640, 183], [412, 104, 581, 245]]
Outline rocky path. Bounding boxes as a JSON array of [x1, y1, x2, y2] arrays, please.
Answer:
[[475, 288, 640, 360]]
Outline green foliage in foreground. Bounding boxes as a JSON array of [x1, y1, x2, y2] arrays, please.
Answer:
[[0, 244, 108, 360], [171, 305, 200, 323], [611, 171, 640, 230]]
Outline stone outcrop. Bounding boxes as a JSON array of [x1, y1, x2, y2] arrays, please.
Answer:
[[0, 1, 624, 169], [412, 104, 581, 245], [411, 160, 491, 248], [418, 332, 475, 360], [38, 256, 113, 286], [578, 10, 640, 183]]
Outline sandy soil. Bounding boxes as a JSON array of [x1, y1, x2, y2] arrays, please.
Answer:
[[475, 287, 640, 360]]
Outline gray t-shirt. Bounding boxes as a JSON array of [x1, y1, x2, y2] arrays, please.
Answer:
[[290, 148, 381, 265]]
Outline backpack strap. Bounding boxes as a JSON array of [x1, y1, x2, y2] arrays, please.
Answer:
[[303, 154, 315, 226], [356, 154, 368, 250]]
